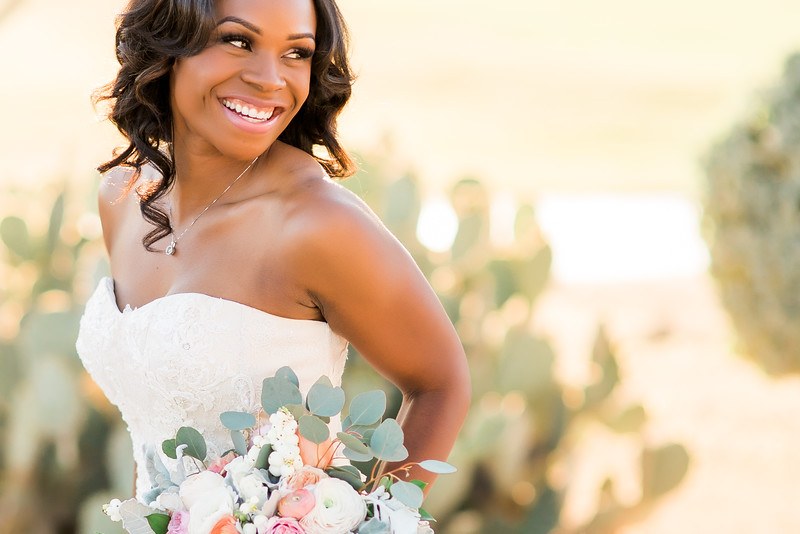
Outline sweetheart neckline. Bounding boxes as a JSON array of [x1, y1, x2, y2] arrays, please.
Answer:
[[101, 277, 330, 327]]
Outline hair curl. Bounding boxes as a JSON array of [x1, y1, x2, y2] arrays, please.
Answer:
[[95, 0, 356, 250]]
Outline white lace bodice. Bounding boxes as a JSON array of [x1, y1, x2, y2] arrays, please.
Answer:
[[76, 277, 348, 500]]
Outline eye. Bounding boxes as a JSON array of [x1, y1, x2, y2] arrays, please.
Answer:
[[221, 33, 251, 51], [285, 47, 314, 60]]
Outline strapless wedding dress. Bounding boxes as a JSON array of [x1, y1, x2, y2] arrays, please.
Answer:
[[76, 277, 348, 501]]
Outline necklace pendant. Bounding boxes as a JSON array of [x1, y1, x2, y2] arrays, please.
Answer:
[[165, 239, 176, 256]]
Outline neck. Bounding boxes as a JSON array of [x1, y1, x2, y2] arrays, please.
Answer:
[[168, 148, 265, 224]]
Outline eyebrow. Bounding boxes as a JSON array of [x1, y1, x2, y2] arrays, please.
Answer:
[[216, 17, 316, 41]]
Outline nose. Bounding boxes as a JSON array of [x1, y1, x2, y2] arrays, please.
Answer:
[[241, 53, 286, 92]]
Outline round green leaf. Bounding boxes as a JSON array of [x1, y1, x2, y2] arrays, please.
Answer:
[[255, 444, 273, 470], [146, 513, 171, 534], [418, 459, 457, 474], [161, 439, 177, 460], [343, 447, 373, 463], [261, 376, 303, 414], [336, 431, 370, 454], [369, 419, 408, 462], [275, 366, 300, 388], [389, 480, 424, 509], [326, 464, 364, 491], [307, 381, 345, 417], [231, 430, 247, 456], [298, 414, 329, 444], [220, 411, 256, 431], [347, 390, 387, 427], [176, 426, 207, 461]]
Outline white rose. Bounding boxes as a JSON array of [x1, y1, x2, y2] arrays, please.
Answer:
[[299, 478, 367, 534], [186, 486, 236, 534], [179, 471, 228, 509]]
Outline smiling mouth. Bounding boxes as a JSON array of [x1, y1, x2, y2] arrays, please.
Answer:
[[221, 98, 276, 122]]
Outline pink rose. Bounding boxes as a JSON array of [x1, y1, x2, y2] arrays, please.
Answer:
[[277, 488, 315, 519], [167, 511, 189, 534], [262, 516, 307, 534], [208, 452, 237, 474], [282, 466, 328, 492]]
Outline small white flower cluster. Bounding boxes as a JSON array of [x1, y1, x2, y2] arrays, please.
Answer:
[[265, 408, 302, 478], [102, 498, 122, 522]]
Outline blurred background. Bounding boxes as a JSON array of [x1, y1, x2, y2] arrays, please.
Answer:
[[2, 0, 800, 532]]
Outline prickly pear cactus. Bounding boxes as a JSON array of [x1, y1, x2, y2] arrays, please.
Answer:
[[703, 52, 800, 374]]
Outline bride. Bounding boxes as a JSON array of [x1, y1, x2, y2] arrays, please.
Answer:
[[76, 0, 470, 501]]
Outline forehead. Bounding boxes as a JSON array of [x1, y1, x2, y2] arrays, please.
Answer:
[[215, 0, 317, 34]]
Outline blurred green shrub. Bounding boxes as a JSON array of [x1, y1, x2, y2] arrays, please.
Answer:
[[703, 52, 800, 374], [0, 186, 130, 534]]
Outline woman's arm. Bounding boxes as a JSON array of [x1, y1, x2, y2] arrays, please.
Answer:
[[286, 185, 471, 490]]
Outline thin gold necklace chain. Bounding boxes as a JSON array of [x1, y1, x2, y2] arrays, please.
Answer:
[[165, 156, 259, 256]]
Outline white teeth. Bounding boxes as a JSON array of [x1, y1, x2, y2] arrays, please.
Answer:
[[223, 99, 275, 122]]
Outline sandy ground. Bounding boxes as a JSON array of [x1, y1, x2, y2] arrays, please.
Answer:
[[536, 274, 800, 532]]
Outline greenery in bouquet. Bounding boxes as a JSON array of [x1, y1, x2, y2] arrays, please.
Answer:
[[102, 366, 455, 534]]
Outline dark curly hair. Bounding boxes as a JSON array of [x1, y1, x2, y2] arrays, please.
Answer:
[[95, 0, 356, 250]]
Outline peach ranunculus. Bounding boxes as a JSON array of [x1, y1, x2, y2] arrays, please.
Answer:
[[281, 465, 329, 493], [209, 516, 238, 534], [208, 452, 237, 474], [277, 488, 315, 519], [262, 517, 307, 534], [297, 431, 337, 469]]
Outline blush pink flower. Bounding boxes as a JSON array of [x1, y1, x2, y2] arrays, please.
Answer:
[[297, 432, 336, 469], [278, 488, 315, 519], [262, 516, 307, 534], [208, 452, 237, 474], [282, 466, 328, 492], [166, 510, 189, 534]]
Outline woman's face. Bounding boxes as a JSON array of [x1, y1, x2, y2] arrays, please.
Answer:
[[170, 0, 317, 161]]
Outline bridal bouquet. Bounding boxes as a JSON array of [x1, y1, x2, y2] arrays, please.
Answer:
[[103, 367, 454, 534]]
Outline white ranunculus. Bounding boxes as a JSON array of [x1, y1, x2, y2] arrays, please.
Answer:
[[179, 471, 228, 509], [186, 486, 236, 534], [299, 478, 367, 534]]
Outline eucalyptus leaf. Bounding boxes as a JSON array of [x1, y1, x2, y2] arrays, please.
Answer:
[[0, 216, 30, 259], [389, 480, 424, 509], [146, 513, 170, 534], [307, 380, 345, 417], [327, 464, 364, 491], [348, 390, 387, 427], [261, 376, 303, 414], [298, 414, 329, 444], [161, 439, 177, 460], [337, 431, 370, 454], [410, 479, 427, 491], [176, 426, 207, 461], [343, 446, 374, 463], [358, 517, 392, 534], [284, 403, 306, 421], [275, 366, 300, 388], [220, 411, 256, 431], [255, 444, 273, 470], [369, 419, 408, 462], [231, 430, 247, 456], [418, 459, 457, 474]]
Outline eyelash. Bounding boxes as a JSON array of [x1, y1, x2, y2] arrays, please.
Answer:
[[219, 33, 314, 60]]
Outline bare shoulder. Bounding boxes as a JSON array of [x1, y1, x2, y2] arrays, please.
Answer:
[[96, 164, 158, 251]]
